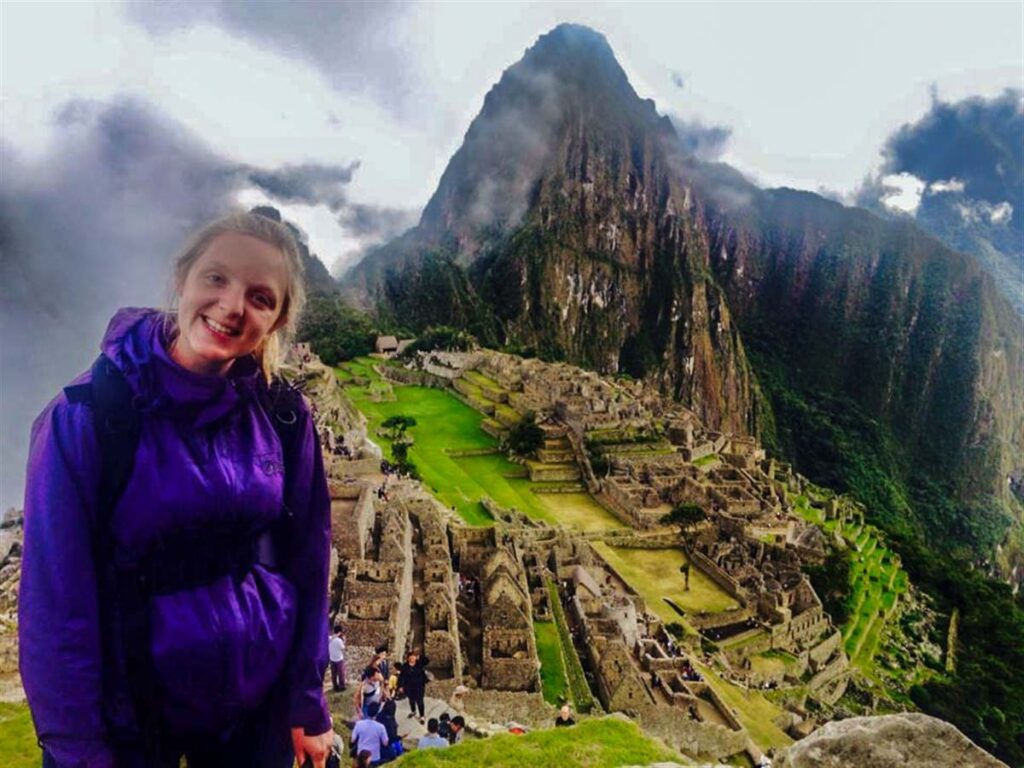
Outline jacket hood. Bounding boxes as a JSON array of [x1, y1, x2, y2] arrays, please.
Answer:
[[99, 307, 265, 427]]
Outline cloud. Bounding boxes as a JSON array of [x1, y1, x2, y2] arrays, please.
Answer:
[[879, 172, 926, 214], [125, 0, 426, 117], [668, 114, 733, 160], [928, 178, 966, 194], [858, 89, 1022, 229], [247, 161, 361, 211], [956, 200, 1014, 226], [0, 97, 237, 509], [855, 89, 1023, 311], [338, 204, 419, 241]]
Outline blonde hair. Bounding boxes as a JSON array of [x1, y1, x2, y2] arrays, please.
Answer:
[[167, 211, 307, 381]]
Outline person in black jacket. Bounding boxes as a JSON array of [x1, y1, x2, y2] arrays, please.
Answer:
[[375, 698, 403, 761], [397, 650, 430, 722]]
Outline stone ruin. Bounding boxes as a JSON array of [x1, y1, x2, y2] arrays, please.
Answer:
[[315, 346, 861, 761]]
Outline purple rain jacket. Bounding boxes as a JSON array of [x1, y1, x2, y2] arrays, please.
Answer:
[[19, 307, 332, 767]]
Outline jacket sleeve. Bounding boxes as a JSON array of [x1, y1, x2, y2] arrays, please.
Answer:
[[18, 390, 117, 768], [282, 402, 332, 735]]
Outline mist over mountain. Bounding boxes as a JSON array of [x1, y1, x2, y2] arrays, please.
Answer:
[[857, 90, 1023, 313], [343, 24, 1024, 569]]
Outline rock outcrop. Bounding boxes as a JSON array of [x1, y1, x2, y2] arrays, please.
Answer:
[[775, 713, 1007, 768]]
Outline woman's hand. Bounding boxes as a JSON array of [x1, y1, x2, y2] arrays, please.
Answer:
[[291, 726, 334, 768]]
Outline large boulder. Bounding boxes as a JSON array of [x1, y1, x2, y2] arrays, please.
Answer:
[[776, 713, 1006, 768]]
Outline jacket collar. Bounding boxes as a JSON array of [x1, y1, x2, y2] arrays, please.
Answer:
[[100, 307, 265, 428]]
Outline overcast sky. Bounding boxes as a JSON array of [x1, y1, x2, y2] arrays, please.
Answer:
[[1, 1, 1021, 511], [4, 1, 1021, 272]]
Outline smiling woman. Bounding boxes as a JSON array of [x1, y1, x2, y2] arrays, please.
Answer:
[[18, 212, 336, 768], [167, 215, 306, 380]]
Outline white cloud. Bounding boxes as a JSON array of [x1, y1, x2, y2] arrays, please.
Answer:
[[991, 201, 1014, 224], [956, 200, 1014, 225], [928, 178, 966, 194], [880, 173, 926, 214]]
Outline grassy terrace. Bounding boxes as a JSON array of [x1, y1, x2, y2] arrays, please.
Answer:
[[534, 621, 569, 705], [590, 543, 740, 625], [393, 717, 684, 766], [790, 493, 908, 671], [694, 662, 793, 750], [336, 359, 624, 530], [547, 580, 596, 713]]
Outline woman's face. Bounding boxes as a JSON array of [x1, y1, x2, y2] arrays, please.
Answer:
[[172, 232, 288, 377]]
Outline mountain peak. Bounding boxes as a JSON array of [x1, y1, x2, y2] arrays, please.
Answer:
[[513, 23, 629, 97], [528, 23, 616, 60], [413, 24, 667, 247]]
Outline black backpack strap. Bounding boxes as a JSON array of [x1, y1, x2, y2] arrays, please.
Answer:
[[66, 355, 161, 752], [256, 376, 307, 567], [88, 354, 142, 545]]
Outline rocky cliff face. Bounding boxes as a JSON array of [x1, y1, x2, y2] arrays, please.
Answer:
[[342, 24, 1023, 559], [689, 169, 1024, 552], [776, 713, 1007, 768]]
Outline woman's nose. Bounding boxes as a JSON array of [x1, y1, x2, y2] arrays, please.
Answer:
[[220, 287, 245, 316]]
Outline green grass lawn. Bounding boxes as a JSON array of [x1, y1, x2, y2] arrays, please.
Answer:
[[693, 663, 793, 751], [337, 360, 624, 531], [0, 701, 40, 768], [590, 543, 740, 623], [534, 621, 569, 706], [393, 717, 684, 766]]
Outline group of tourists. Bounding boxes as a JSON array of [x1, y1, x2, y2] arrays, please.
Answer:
[[338, 640, 445, 764], [457, 573, 480, 600]]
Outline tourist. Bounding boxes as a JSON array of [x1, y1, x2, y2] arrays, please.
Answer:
[[350, 703, 389, 766], [329, 625, 348, 692], [554, 705, 576, 727], [354, 666, 386, 719], [449, 684, 469, 713], [375, 699, 403, 760], [374, 643, 391, 681], [398, 650, 430, 722], [448, 715, 466, 744], [437, 712, 452, 740], [417, 718, 449, 750], [19, 213, 334, 767]]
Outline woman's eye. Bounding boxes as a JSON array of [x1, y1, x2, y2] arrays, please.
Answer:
[[206, 273, 224, 285], [254, 294, 273, 308]]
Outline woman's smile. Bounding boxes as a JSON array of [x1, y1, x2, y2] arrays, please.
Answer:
[[202, 314, 242, 339]]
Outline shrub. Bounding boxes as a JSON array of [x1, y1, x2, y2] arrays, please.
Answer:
[[507, 412, 544, 457]]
